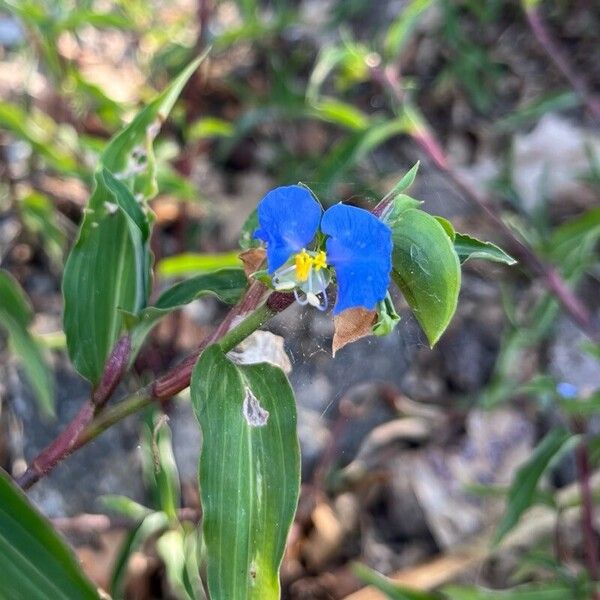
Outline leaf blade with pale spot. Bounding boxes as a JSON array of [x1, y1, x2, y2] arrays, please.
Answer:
[[191, 345, 300, 600]]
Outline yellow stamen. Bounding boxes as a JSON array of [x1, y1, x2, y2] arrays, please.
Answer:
[[313, 250, 327, 271], [294, 249, 312, 282]]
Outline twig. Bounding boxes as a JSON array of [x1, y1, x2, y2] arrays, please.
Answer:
[[16, 283, 292, 490], [15, 336, 132, 490], [196, 0, 213, 51], [524, 7, 600, 123]]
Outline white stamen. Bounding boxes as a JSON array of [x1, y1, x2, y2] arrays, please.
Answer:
[[313, 269, 329, 311], [319, 291, 328, 311], [306, 292, 321, 307], [275, 265, 295, 277], [294, 288, 309, 305]]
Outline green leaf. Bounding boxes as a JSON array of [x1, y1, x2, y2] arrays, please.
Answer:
[[188, 117, 234, 140], [493, 428, 576, 545], [443, 581, 590, 600], [454, 233, 516, 265], [0, 469, 99, 599], [384, 0, 434, 59], [63, 171, 149, 383], [306, 45, 353, 104], [309, 98, 370, 130], [110, 511, 170, 598], [102, 53, 206, 197], [0, 269, 32, 327], [19, 191, 66, 267], [0, 102, 81, 175], [390, 209, 461, 346], [155, 269, 247, 309], [494, 91, 578, 133], [559, 392, 600, 417], [157, 529, 189, 599], [157, 252, 242, 277], [373, 293, 401, 337], [548, 207, 600, 263], [353, 563, 442, 600], [387, 162, 420, 197], [191, 345, 300, 600], [381, 194, 423, 226], [141, 411, 180, 520], [100, 169, 152, 311], [0, 270, 54, 417], [316, 117, 409, 192], [157, 528, 205, 600], [63, 57, 204, 383], [99, 495, 153, 521], [379, 163, 423, 224], [435, 216, 456, 241], [56, 10, 131, 32], [127, 268, 247, 358]]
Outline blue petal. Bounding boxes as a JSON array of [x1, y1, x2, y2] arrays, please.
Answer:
[[321, 203, 392, 314], [253, 185, 321, 273]]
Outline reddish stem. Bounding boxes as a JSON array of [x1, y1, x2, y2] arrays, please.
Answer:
[[525, 8, 600, 123], [369, 63, 600, 345], [431, 133, 599, 344], [152, 281, 268, 399], [16, 284, 293, 490], [92, 335, 131, 407], [15, 335, 132, 489], [16, 402, 95, 490]]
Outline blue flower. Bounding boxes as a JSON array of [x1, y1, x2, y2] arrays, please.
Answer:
[[253, 185, 392, 314], [556, 382, 578, 399]]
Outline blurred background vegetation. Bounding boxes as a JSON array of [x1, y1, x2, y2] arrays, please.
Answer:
[[0, 0, 599, 598]]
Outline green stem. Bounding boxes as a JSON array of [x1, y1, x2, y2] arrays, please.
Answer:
[[76, 302, 276, 449], [217, 302, 275, 352]]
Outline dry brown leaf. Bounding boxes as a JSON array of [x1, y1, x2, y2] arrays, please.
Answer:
[[303, 495, 359, 570], [344, 549, 482, 600], [239, 247, 266, 279], [344, 471, 600, 599], [332, 308, 376, 356]]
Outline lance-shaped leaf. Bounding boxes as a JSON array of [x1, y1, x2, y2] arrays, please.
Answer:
[[157, 252, 242, 277], [0, 270, 54, 416], [63, 170, 151, 382], [493, 428, 576, 545], [391, 209, 461, 346], [353, 563, 441, 600], [110, 511, 170, 598], [454, 233, 516, 265], [157, 528, 205, 600], [63, 56, 205, 383], [0, 469, 100, 599], [127, 268, 248, 360], [191, 345, 300, 600]]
